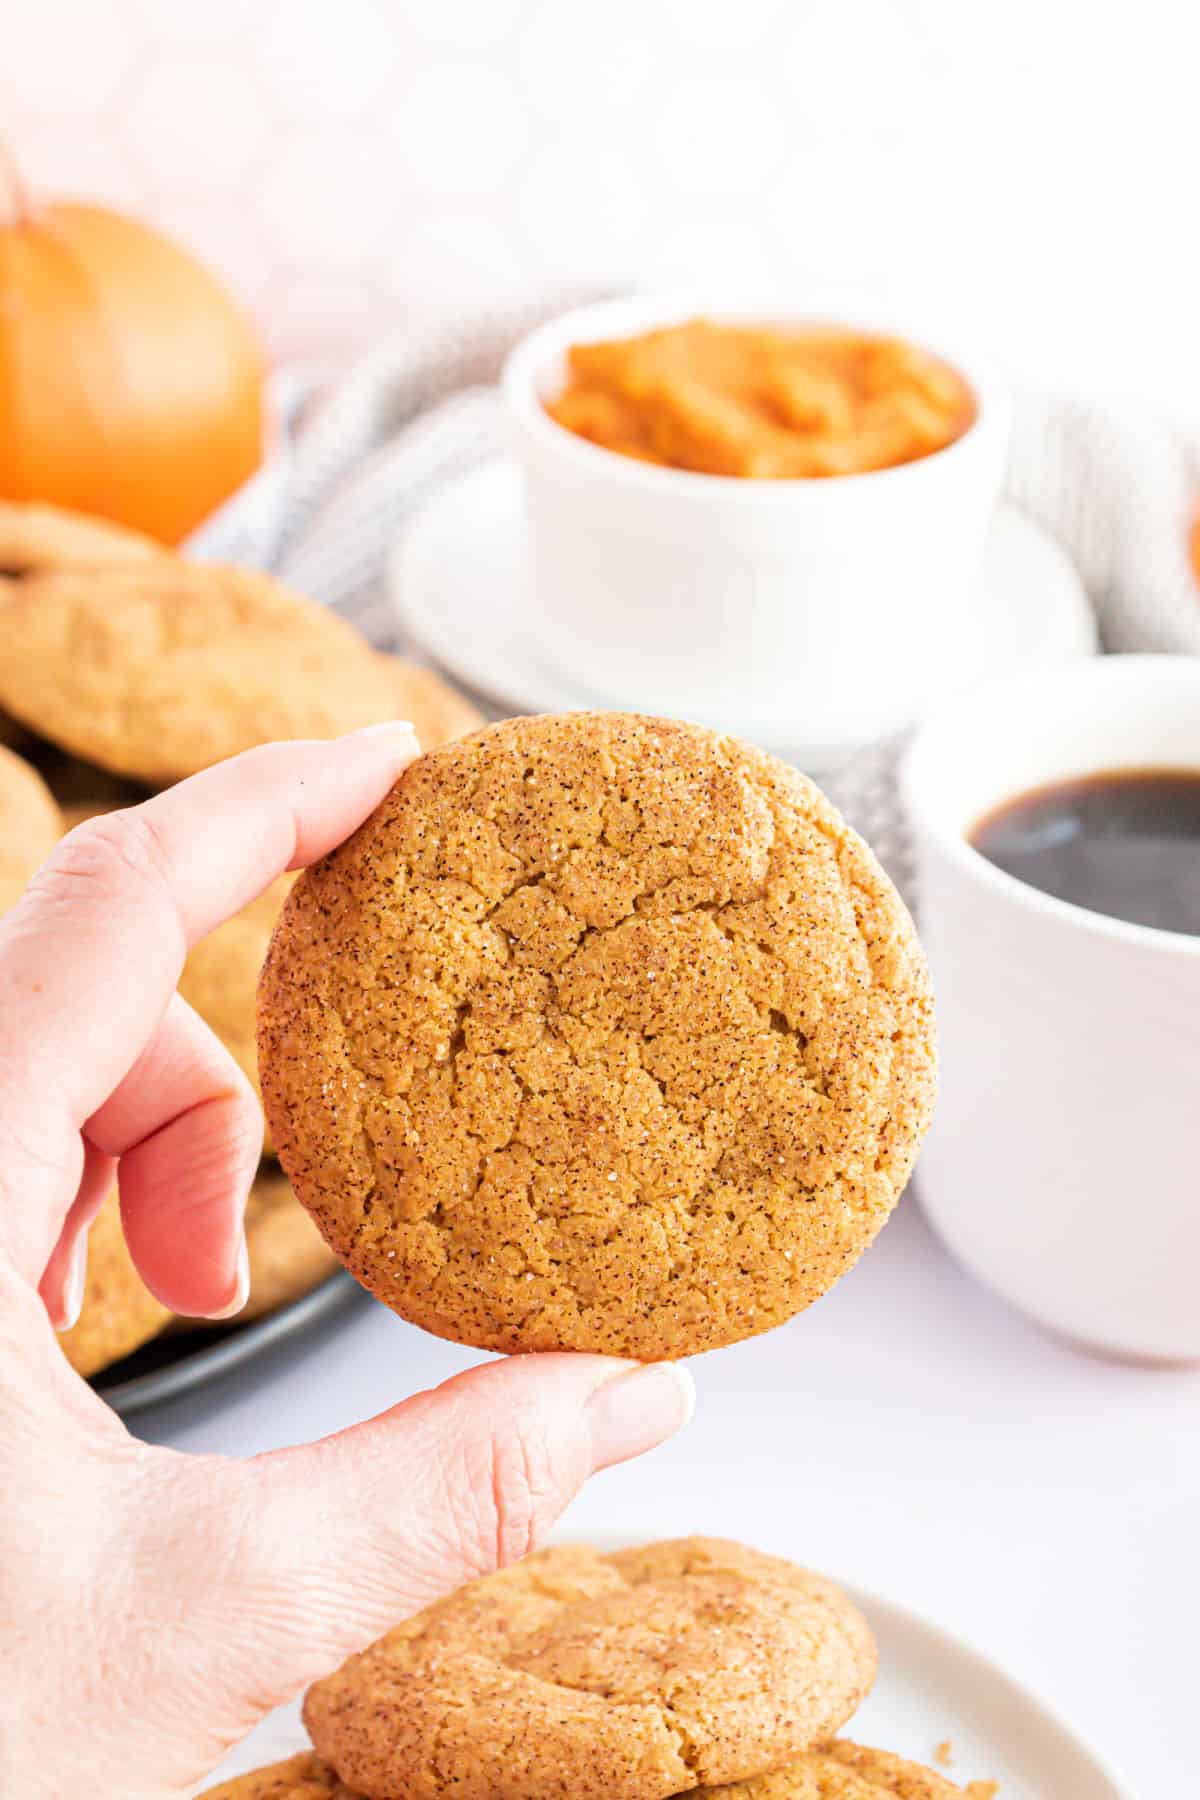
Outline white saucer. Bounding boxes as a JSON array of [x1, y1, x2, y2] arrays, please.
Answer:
[[389, 461, 1097, 770], [198, 1559, 1133, 1796]]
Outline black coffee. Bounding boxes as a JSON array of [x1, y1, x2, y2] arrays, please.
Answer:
[[970, 767, 1200, 936]]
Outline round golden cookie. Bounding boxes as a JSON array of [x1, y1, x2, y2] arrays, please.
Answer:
[[0, 498, 162, 750], [57, 1191, 173, 1378], [0, 560, 397, 783], [373, 651, 485, 750], [198, 1752, 359, 1799], [699, 1741, 968, 1800], [259, 712, 935, 1359], [0, 498, 164, 577], [0, 743, 61, 914], [304, 1538, 876, 1800], [196, 1742, 972, 1800]]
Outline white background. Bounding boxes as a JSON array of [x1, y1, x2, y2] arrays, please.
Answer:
[[3, 0, 1200, 413], [7, 3, 1198, 1792]]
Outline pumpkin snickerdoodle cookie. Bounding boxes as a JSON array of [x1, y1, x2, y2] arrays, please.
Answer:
[[301, 1538, 876, 1800], [0, 560, 397, 784], [0, 498, 164, 579], [696, 1740, 970, 1800], [198, 1756, 360, 1799], [0, 499, 164, 749], [0, 743, 61, 913], [198, 1741, 972, 1800], [258, 711, 935, 1359]]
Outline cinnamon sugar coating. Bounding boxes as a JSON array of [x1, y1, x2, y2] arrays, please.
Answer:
[[259, 712, 935, 1358]]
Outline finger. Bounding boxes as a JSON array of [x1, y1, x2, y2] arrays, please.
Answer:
[[0, 725, 416, 1276], [95, 994, 261, 1316], [37, 996, 260, 1313], [20, 995, 260, 1301], [37, 1140, 114, 1330], [193, 1353, 695, 1723], [3, 725, 417, 1121]]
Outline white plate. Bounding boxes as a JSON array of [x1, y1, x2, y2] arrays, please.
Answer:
[[197, 1544, 1133, 1796], [389, 461, 1097, 771]]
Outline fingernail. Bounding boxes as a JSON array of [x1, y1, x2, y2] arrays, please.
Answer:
[[55, 1233, 90, 1332], [351, 719, 417, 741], [209, 1235, 251, 1322], [586, 1361, 695, 1471]]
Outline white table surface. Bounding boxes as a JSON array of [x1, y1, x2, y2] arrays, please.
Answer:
[[137, 1193, 1191, 1796]]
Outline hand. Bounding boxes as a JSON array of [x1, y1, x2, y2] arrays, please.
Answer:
[[0, 730, 695, 1799]]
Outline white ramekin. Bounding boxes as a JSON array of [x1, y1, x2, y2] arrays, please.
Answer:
[[503, 294, 1009, 754]]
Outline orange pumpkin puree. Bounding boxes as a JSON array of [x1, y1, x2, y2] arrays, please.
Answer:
[[545, 318, 975, 478]]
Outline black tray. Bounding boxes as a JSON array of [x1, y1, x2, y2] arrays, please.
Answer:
[[94, 1270, 363, 1418]]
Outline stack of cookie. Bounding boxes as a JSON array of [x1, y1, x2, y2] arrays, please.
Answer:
[[200, 1538, 986, 1799], [0, 497, 485, 1377]]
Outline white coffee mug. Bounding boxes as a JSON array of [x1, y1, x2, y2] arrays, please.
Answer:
[[903, 654, 1200, 1362]]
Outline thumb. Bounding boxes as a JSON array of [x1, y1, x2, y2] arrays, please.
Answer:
[[210, 1353, 693, 1717]]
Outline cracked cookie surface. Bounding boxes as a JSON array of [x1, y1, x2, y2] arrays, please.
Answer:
[[0, 561, 397, 783], [259, 712, 935, 1358], [303, 1538, 876, 1800]]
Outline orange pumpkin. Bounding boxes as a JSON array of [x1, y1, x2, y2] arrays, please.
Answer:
[[0, 145, 264, 544]]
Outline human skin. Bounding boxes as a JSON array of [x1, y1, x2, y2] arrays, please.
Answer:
[[0, 727, 694, 1799]]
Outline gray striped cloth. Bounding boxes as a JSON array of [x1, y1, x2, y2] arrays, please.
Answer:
[[187, 296, 1200, 901]]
